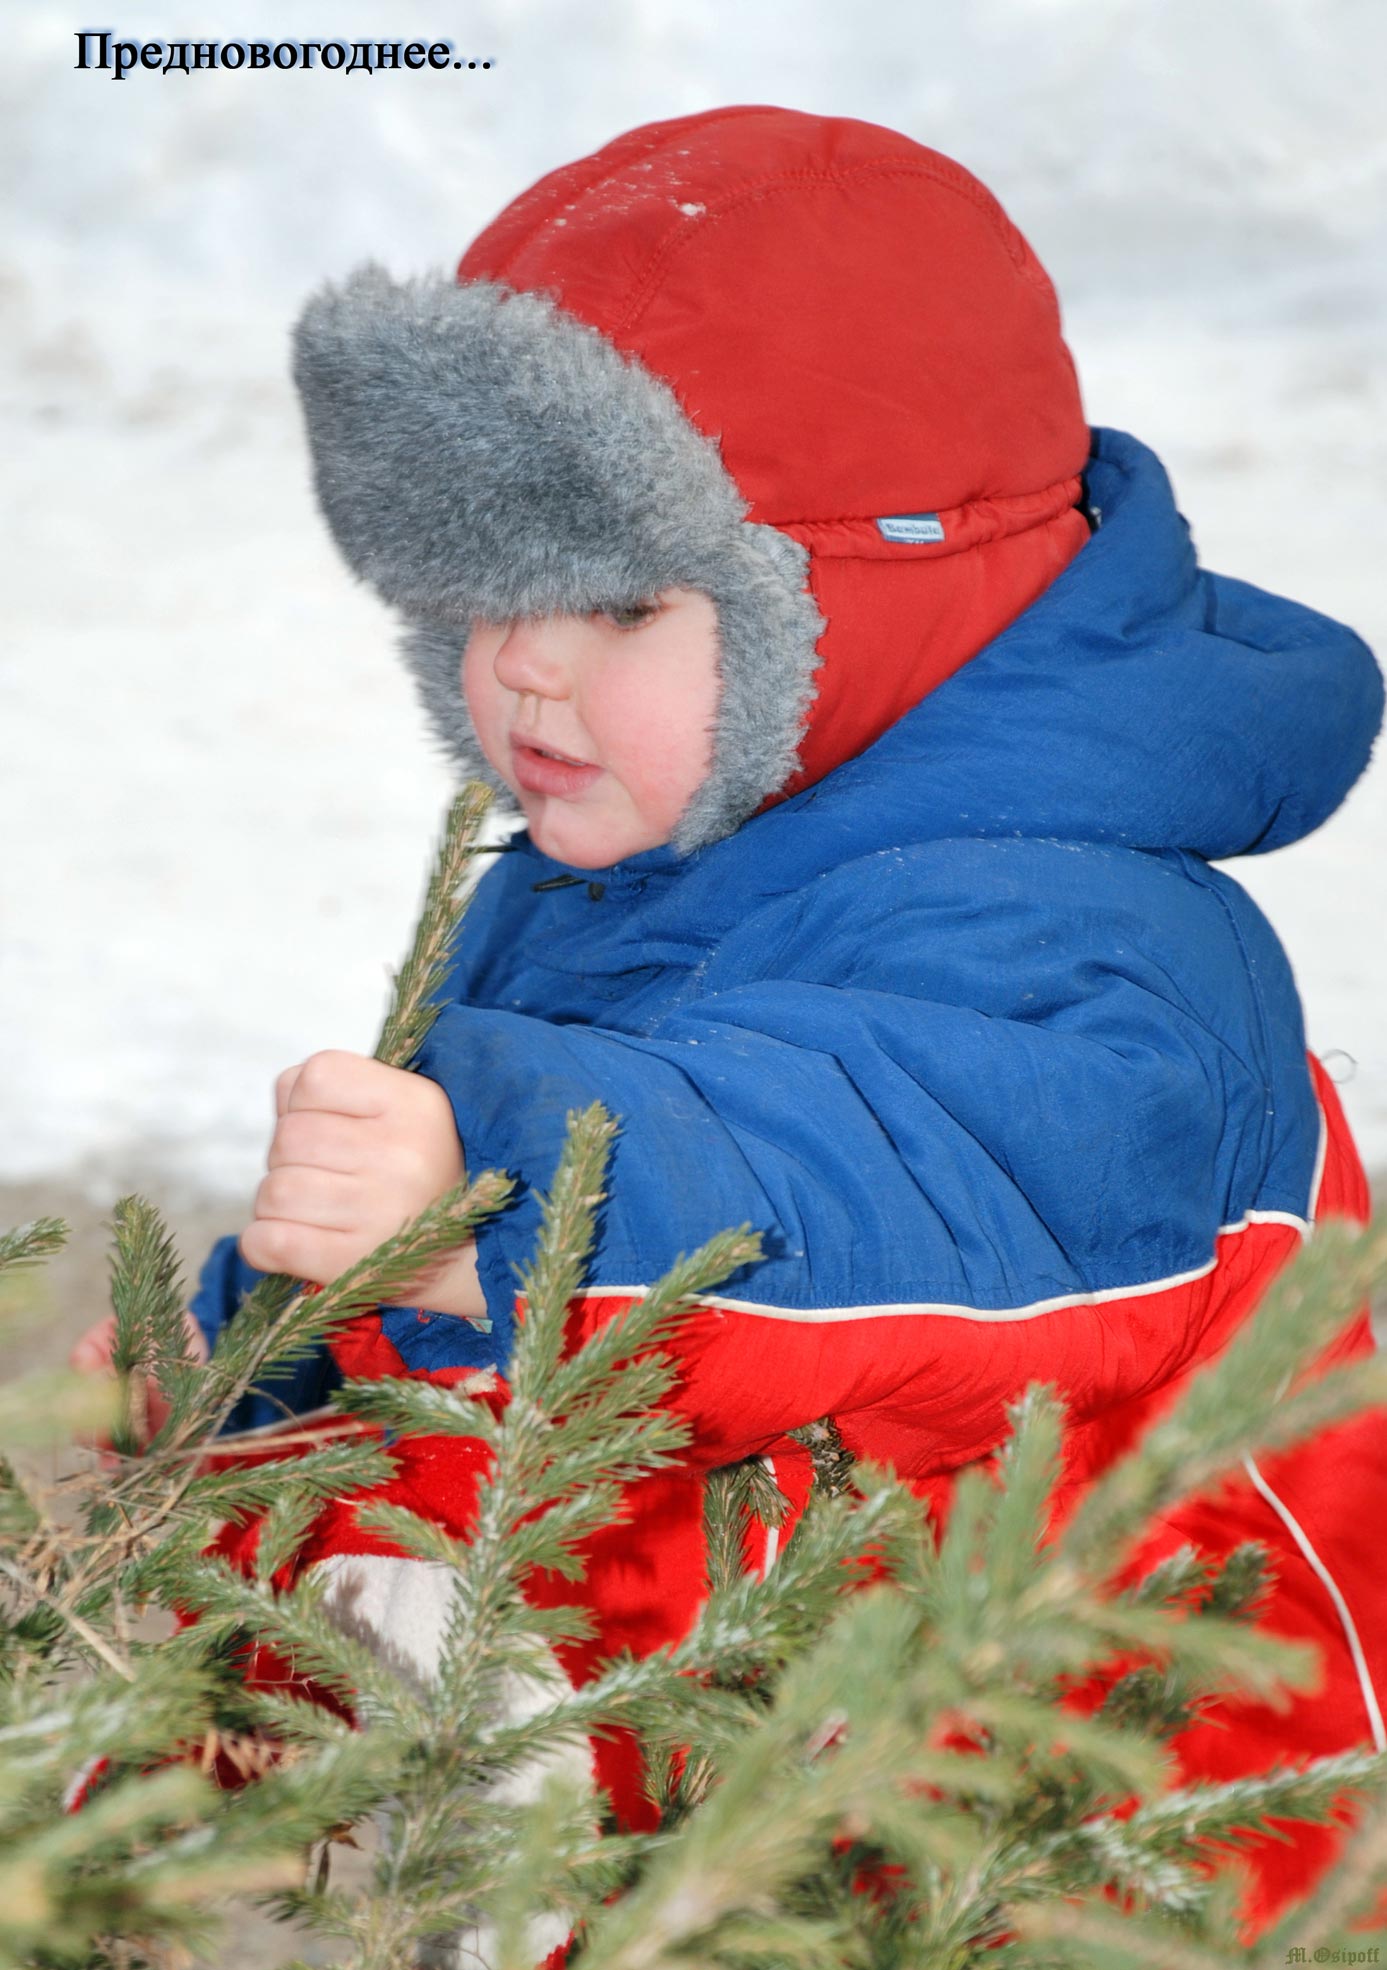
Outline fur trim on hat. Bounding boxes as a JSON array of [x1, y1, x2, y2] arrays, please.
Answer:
[[291, 263, 825, 856]]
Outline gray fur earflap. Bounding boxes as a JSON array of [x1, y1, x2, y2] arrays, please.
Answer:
[[290, 263, 825, 856]]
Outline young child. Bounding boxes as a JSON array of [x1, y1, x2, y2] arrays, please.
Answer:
[[73, 105, 1385, 1934]]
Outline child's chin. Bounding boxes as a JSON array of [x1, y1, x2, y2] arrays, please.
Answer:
[[526, 808, 611, 871], [527, 803, 658, 872]]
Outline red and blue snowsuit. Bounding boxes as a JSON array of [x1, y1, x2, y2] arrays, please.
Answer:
[[191, 108, 1386, 1935]]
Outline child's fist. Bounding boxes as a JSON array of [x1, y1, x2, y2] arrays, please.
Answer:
[[239, 1050, 465, 1290]]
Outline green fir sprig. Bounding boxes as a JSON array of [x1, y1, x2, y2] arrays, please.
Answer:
[[229, 779, 501, 1340], [4, 780, 1387, 1967], [0, 1216, 69, 1277]]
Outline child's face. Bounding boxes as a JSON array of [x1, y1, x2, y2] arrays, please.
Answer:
[[462, 588, 722, 868]]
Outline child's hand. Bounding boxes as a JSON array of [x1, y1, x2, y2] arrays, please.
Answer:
[[239, 1050, 466, 1290], [68, 1309, 210, 1448]]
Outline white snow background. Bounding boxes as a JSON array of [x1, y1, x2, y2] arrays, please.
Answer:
[[2, 0, 1384, 1213]]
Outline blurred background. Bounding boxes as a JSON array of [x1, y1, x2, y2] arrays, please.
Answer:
[[3, 0, 1385, 1315]]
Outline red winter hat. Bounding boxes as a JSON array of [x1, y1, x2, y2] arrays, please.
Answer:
[[292, 105, 1091, 853]]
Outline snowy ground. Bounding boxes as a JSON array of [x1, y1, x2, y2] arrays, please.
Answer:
[[3, 0, 1385, 1223]]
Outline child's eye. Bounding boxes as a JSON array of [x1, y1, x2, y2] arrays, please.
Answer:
[[600, 600, 660, 631]]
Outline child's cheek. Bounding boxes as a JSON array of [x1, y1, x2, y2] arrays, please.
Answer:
[[461, 636, 508, 776], [614, 704, 714, 837]]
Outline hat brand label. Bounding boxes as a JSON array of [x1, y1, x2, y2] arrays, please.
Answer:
[[875, 511, 945, 544]]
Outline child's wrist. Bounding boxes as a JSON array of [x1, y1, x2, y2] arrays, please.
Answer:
[[387, 1239, 486, 1321]]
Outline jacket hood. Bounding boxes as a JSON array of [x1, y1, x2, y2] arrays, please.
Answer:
[[890, 424, 1382, 863], [291, 105, 1091, 851]]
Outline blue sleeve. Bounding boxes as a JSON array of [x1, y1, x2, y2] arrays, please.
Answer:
[[412, 993, 1257, 1327], [187, 1233, 344, 1436], [189, 1233, 267, 1358], [410, 841, 1315, 1360]]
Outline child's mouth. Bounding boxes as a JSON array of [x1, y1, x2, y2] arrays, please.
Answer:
[[511, 738, 603, 798]]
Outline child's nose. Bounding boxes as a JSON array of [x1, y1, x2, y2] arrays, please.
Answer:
[[491, 618, 576, 700]]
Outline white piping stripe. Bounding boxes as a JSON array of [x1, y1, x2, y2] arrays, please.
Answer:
[[1242, 1208, 1314, 1238], [1242, 1454, 1386, 1753], [1306, 1097, 1330, 1225], [587, 1271, 1219, 1325], [566, 1097, 1328, 1329], [571, 1214, 1308, 1327], [1229, 1205, 1311, 1239]]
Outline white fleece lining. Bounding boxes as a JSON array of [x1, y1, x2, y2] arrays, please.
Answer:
[[1241, 1454, 1386, 1753]]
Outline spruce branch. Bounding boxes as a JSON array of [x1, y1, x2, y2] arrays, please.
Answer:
[[985, 1385, 1066, 1609], [0, 1555, 136, 1682], [1124, 1746, 1387, 1855], [1062, 1214, 1387, 1578], [1061, 1591, 1318, 1709], [9, 787, 1387, 1965], [786, 1414, 857, 1502], [182, 1165, 514, 1448], [1199, 1542, 1272, 1622], [536, 1219, 764, 1422], [284, 1104, 771, 1966], [508, 1100, 618, 1401], [314, 1376, 502, 1444], [0, 1214, 69, 1276], [106, 1195, 194, 1454], [9, 1167, 1387, 1968], [228, 777, 498, 1335], [703, 1458, 779, 1601], [583, 1585, 968, 1968], [373, 780, 496, 1072], [1271, 1782, 1387, 1956], [169, 1555, 431, 1733], [1123, 1544, 1216, 1611], [1012, 1893, 1240, 1969], [427, 1104, 754, 1720]]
